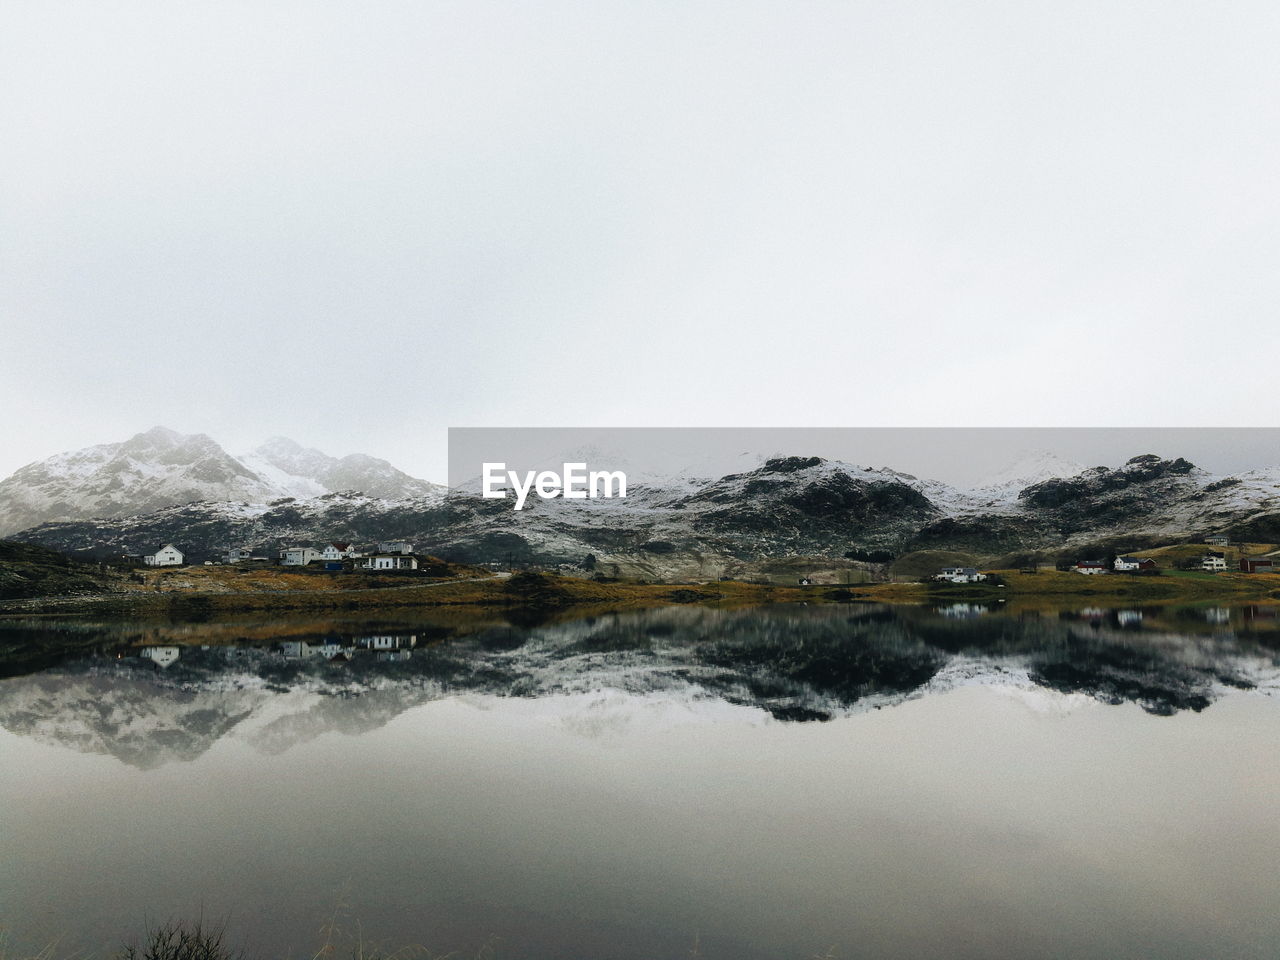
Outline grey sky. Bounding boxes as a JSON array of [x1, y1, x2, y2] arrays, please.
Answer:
[[448, 427, 1280, 489], [3, 1, 1279, 483]]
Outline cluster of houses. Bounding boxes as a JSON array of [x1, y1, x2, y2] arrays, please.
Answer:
[[1076, 552, 1274, 574], [138, 540, 425, 570], [933, 534, 1278, 582], [274, 540, 422, 571]]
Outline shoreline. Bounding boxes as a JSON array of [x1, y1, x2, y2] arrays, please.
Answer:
[[3, 566, 1280, 621]]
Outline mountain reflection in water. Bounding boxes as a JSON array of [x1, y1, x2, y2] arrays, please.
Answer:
[[1, 603, 1277, 769]]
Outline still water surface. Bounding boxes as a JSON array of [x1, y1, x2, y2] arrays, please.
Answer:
[[2, 603, 1279, 959]]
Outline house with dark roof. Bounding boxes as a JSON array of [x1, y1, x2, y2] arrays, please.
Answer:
[[1114, 556, 1157, 571], [321, 541, 358, 561]]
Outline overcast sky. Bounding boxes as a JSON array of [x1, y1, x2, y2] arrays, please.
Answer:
[[3, 1, 1279, 483]]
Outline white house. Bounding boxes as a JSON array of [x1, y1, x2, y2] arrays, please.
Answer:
[[1202, 555, 1227, 571], [376, 540, 415, 555], [361, 554, 419, 570], [281, 547, 322, 566], [1074, 560, 1107, 575], [320, 542, 358, 561], [936, 567, 987, 583], [1114, 556, 1157, 572], [1205, 534, 1230, 547], [143, 544, 184, 567]]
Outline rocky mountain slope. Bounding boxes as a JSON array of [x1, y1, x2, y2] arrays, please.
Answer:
[[7, 428, 1280, 574], [11, 447, 1280, 577], [0, 427, 440, 536]]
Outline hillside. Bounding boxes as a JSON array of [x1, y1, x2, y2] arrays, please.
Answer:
[[6, 436, 1280, 581], [0, 540, 126, 600]]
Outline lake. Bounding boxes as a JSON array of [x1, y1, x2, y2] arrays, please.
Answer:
[[2, 602, 1279, 959]]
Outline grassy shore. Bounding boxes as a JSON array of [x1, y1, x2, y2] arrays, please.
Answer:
[[0, 565, 811, 619], [884, 568, 1280, 609], [4, 558, 1280, 623]]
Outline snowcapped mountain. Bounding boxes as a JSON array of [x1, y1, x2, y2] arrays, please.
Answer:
[[9, 430, 1280, 574], [0, 427, 441, 536], [971, 449, 1089, 503], [240, 436, 441, 501], [0, 427, 281, 535]]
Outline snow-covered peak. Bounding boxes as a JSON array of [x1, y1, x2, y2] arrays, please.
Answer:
[[243, 437, 441, 501], [0, 429, 442, 535], [0, 428, 279, 535], [971, 449, 1089, 501]]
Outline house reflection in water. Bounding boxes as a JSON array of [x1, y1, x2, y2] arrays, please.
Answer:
[[139, 646, 180, 669], [356, 635, 418, 651], [277, 636, 416, 660], [279, 640, 353, 660]]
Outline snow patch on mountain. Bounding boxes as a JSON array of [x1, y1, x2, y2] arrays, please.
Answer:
[[971, 449, 1090, 504]]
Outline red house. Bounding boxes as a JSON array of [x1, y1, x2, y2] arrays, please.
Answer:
[[1240, 558, 1275, 574]]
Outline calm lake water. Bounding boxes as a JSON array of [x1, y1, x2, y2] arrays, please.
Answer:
[[2, 602, 1279, 959]]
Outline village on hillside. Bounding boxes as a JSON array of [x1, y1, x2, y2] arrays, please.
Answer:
[[933, 534, 1275, 583], [138, 539, 426, 571], [128, 527, 1280, 590]]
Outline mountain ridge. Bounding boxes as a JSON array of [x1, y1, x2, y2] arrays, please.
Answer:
[[8, 441, 1280, 578], [0, 427, 441, 536]]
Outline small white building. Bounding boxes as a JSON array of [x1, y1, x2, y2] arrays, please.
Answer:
[[936, 567, 987, 583], [1114, 556, 1156, 572], [224, 546, 252, 564], [376, 540, 415, 555], [143, 544, 184, 567], [1202, 555, 1228, 571], [1205, 535, 1230, 547], [1074, 560, 1107, 575], [361, 554, 419, 570], [281, 547, 322, 566], [320, 541, 358, 561]]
